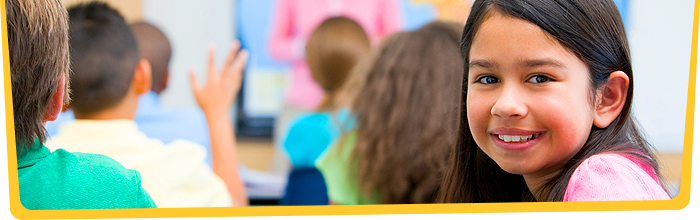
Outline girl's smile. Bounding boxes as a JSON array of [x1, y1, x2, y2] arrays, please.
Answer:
[[490, 128, 546, 150], [467, 11, 597, 184]]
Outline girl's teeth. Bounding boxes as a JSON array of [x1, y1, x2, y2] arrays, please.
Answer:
[[498, 134, 539, 143]]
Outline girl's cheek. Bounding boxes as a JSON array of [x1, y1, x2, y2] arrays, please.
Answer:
[[536, 100, 592, 151], [466, 93, 491, 133]]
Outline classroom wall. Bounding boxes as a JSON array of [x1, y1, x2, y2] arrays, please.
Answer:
[[62, 0, 142, 22], [627, 0, 694, 153], [141, 0, 236, 111]]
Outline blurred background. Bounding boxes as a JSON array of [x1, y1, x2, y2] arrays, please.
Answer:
[[60, 0, 693, 202]]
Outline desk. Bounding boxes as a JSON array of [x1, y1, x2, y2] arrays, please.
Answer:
[[238, 140, 277, 171], [238, 140, 287, 205]]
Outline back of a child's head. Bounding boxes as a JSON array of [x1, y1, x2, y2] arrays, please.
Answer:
[[131, 22, 171, 94], [306, 16, 370, 111], [7, 0, 70, 152], [67, 2, 140, 116], [350, 21, 463, 204], [441, 0, 661, 203]]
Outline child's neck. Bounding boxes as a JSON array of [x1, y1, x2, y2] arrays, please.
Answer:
[[74, 94, 138, 120], [522, 167, 565, 202]]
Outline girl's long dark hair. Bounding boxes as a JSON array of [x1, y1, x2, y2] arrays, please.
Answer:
[[440, 0, 668, 202]]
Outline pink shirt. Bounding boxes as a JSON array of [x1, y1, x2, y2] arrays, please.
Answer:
[[269, 0, 402, 110], [564, 153, 671, 201]]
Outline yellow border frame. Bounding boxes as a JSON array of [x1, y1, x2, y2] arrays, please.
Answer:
[[2, 0, 697, 218]]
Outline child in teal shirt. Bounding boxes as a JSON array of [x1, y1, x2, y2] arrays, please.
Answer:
[[7, 0, 156, 209], [18, 138, 156, 209]]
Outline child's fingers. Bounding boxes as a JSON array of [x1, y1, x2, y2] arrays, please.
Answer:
[[188, 69, 200, 94], [229, 50, 249, 79], [230, 51, 248, 92], [207, 43, 216, 77], [222, 41, 241, 71]]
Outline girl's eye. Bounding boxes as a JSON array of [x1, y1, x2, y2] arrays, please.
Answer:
[[475, 75, 500, 84], [527, 75, 553, 84]]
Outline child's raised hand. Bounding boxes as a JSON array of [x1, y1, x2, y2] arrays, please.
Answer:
[[189, 41, 250, 205], [189, 41, 249, 115]]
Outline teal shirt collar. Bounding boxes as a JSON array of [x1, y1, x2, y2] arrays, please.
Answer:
[[17, 137, 51, 169]]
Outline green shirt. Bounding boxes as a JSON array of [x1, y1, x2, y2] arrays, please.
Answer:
[[316, 130, 381, 205], [17, 138, 157, 210]]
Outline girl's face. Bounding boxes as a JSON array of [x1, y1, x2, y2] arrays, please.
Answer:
[[467, 12, 596, 182]]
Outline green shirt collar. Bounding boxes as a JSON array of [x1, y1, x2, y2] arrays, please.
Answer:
[[17, 137, 50, 169]]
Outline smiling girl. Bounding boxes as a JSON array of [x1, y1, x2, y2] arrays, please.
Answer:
[[440, 0, 671, 202]]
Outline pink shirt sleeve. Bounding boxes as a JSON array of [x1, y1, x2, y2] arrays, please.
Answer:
[[564, 153, 670, 201]]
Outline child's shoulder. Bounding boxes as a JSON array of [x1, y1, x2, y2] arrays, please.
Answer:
[[288, 110, 355, 132], [42, 149, 143, 188], [19, 149, 154, 209], [290, 112, 335, 126], [284, 112, 338, 142], [564, 153, 670, 201]]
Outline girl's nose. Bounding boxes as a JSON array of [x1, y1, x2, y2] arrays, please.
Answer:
[[491, 85, 528, 120]]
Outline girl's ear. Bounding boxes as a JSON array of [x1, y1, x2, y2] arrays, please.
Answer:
[[593, 71, 630, 128]]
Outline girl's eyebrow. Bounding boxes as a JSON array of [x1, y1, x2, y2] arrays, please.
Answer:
[[469, 58, 566, 70], [518, 58, 566, 69], [469, 59, 496, 69]]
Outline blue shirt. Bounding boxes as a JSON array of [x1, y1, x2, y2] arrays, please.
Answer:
[[46, 91, 213, 166], [281, 109, 355, 169]]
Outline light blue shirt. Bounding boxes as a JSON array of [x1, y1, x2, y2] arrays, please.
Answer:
[[281, 108, 355, 169]]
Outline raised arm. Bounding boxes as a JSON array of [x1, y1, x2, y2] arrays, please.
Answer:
[[189, 41, 249, 206]]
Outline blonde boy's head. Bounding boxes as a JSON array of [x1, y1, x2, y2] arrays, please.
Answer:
[[6, 0, 71, 152]]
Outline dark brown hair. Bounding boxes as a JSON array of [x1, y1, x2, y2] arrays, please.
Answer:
[[67, 2, 140, 116], [131, 21, 172, 94], [440, 0, 666, 202], [350, 21, 463, 203], [306, 17, 370, 111], [7, 0, 70, 153]]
